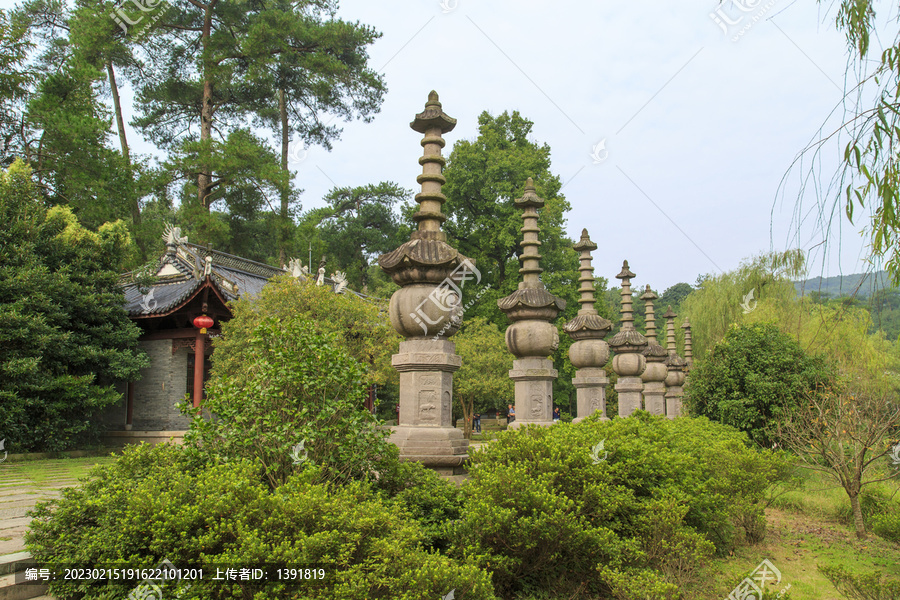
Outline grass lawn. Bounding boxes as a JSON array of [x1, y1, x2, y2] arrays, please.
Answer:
[[683, 468, 900, 599], [0, 455, 117, 488]]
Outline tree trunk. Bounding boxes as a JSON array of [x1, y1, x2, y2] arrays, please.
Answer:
[[460, 396, 472, 440], [278, 88, 289, 266], [107, 62, 130, 166], [849, 491, 867, 540], [107, 61, 144, 254], [197, 3, 215, 210]]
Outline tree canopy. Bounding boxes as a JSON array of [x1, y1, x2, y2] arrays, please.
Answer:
[[0, 160, 148, 452]]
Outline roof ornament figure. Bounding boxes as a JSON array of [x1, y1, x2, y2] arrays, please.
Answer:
[[316, 256, 326, 286], [332, 271, 348, 293], [162, 224, 188, 249]]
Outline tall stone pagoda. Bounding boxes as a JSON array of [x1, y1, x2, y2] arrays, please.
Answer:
[[639, 285, 668, 416], [663, 306, 686, 418], [378, 91, 472, 471], [609, 261, 647, 416], [498, 178, 566, 428], [564, 230, 612, 422]]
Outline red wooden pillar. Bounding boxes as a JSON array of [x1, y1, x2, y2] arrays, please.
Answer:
[[191, 315, 213, 409], [192, 332, 205, 408]]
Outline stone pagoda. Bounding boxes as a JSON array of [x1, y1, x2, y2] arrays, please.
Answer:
[[682, 318, 694, 369], [498, 178, 566, 428], [639, 285, 668, 416], [378, 91, 472, 471], [608, 261, 647, 417], [564, 230, 613, 422], [663, 306, 687, 418]]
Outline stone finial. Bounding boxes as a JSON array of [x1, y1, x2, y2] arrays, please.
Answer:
[[409, 91, 457, 243], [640, 285, 658, 342], [616, 261, 638, 330], [380, 92, 471, 293], [564, 229, 612, 422], [497, 179, 566, 324], [608, 260, 646, 349], [664, 306, 687, 418], [662, 306, 678, 354], [516, 177, 544, 288], [564, 228, 612, 340], [639, 284, 667, 416], [609, 260, 647, 417], [681, 318, 694, 367], [499, 178, 566, 428]]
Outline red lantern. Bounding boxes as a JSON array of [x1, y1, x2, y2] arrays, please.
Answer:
[[193, 315, 214, 333]]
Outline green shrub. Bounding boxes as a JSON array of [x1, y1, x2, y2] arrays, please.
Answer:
[[872, 511, 900, 543], [181, 316, 394, 489], [448, 413, 791, 599], [26, 443, 496, 600], [820, 564, 900, 600], [684, 322, 833, 447]]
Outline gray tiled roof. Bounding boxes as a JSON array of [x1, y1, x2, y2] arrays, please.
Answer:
[[120, 241, 386, 317]]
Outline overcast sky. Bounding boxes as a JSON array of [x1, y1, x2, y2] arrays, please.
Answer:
[[300, 0, 874, 291], [4, 0, 883, 291]]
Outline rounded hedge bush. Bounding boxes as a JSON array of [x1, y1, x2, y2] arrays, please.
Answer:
[[26, 443, 496, 600], [447, 412, 792, 600]]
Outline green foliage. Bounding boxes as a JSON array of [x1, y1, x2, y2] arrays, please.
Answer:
[[872, 510, 900, 543], [820, 564, 900, 600], [442, 110, 579, 326], [212, 274, 397, 386], [834, 487, 900, 542], [448, 413, 792, 599], [315, 182, 411, 290], [26, 443, 497, 600], [685, 322, 833, 447], [453, 316, 514, 436], [0, 161, 148, 451], [183, 314, 393, 490], [682, 250, 806, 359]]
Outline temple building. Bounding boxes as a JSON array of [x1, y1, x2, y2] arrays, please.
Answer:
[[101, 226, 354, 446]]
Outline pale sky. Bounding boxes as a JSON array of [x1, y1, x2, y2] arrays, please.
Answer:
[[5, 0, 885, 290], [287, 0, 878, 290]]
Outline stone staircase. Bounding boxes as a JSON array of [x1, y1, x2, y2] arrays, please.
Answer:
[[0, 459, 101, 600]]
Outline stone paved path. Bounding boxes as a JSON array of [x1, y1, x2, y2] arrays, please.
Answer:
[[0, 458, 114, 557]]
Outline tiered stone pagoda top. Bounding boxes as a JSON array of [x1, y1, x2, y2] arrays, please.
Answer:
[[681, 317, 694, 366], [497, 178, 566, 322], [564, 229, 612, 340], [663, 305, 686, 368], [640, 285, 667, 359], [608, 260, 647, 351], [379, 91, 471, 285]]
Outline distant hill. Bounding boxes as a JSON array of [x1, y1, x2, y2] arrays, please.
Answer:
[[794, 271, 895, 299]]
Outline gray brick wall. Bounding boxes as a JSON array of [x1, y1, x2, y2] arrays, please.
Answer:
[[101, 339, 193, 431]]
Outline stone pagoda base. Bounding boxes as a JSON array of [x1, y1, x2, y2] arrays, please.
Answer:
[[508, 357, 557, 428], [391, 339, 468, 468], [665, 387, 684, 419], [643, 382, 666, 416], [616, 376, 644, 417], [572, 367, 609, 422]]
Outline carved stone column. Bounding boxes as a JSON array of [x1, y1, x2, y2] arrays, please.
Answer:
[[663, 306, 686, 419], [498, 178, 566, 428], [639, 285, 667, 416], [378, 91, 472, 471], [564, 230, 612, 422], [608, 261, 647, 417]]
